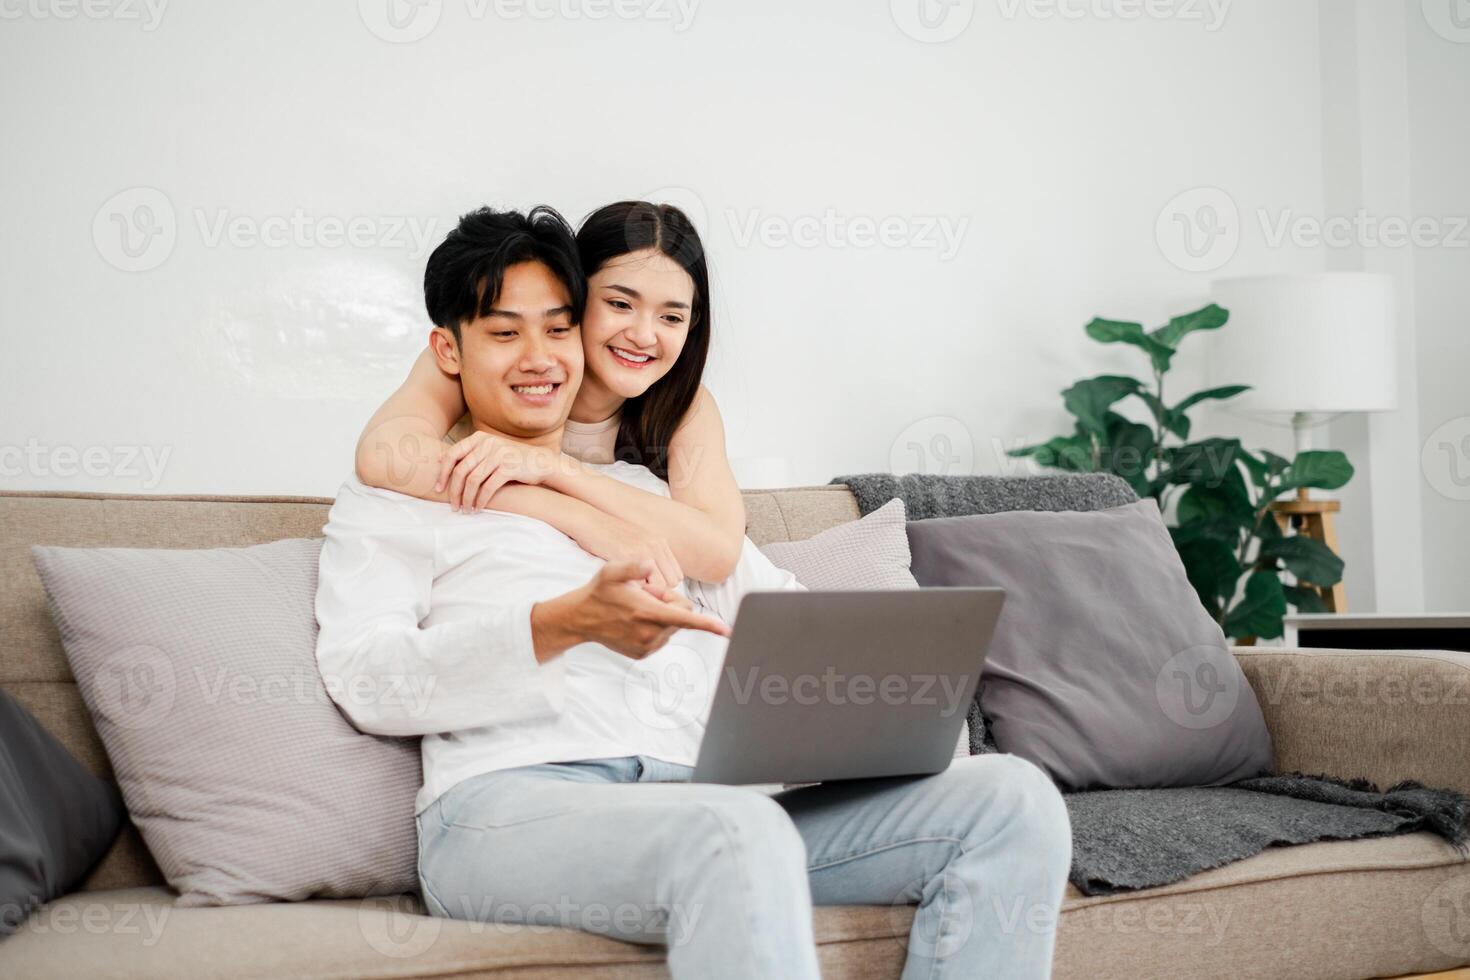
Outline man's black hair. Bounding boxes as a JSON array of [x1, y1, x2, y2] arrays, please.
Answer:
[[423, 206, 586, 342]]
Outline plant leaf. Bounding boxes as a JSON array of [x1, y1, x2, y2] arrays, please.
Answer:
[[1173, 533, 1242, 611], [1261, 450, 1291, 474], [1010, 432, 1096, 472], [1150, 303, 1230, 352], [1062, 375, 1142, 437], [1102, 413, 1156, 496], [1224, 570, 1287, 640], [1275, 451, 1354, 495], [1144, 385, 1249, 443], [1085, 319, 1177, 375], [1257, 536, 1345, 587], [1254, 504, 1285, 540], [1242, 448, 1292, 489], [1283, 584, 1328, 614], [1238, 449, 1268, 487], [1174, 384, 1250, 413], [1084, 318, 1147, 345], [1165, 438, 1245, 490], [1175, 480, 1255, 528], [1137, 391, 1190, 440]]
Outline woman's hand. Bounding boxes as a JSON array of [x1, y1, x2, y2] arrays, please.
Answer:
[[571, 516, 684, 594], [436, 431, 565, 513]]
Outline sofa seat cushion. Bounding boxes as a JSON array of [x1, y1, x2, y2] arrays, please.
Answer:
[[3, 834, 1466, 980], [0, 885, 910, 980], [1055, 832, 1470, 980]]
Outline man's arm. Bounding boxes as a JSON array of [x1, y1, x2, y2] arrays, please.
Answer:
[[314, 489, 731, 737], [314, 492, 564, 737]]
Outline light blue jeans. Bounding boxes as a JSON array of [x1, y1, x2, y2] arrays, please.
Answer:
[[417, 753, 1071, 979]]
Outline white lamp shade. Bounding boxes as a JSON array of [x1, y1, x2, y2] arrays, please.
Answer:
[[1207, 273, 1398, 414]]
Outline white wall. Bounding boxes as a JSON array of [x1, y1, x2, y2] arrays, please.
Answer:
[[1406, 2, 1470, 611], [1318, 0, 1427, 615], [0, 1, 1462, 604]]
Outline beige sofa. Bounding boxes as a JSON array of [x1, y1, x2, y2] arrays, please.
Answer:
[[2, 486, 1469, 980]]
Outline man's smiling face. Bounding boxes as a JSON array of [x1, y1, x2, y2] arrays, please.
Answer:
[[433, 260, 584, 443]]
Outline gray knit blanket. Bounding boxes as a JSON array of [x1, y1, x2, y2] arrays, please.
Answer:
[[835, 471, 1138, 522], [833, 472, 1470, 896]]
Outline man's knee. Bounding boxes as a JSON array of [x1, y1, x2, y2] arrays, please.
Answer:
[[954, 754, 1071, 867], [681, 791, 808, 874]]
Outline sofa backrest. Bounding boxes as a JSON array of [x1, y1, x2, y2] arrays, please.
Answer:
[[0, 485, 861, 893]]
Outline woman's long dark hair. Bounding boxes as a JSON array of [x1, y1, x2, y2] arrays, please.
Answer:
[[576, 202, 711, 482]]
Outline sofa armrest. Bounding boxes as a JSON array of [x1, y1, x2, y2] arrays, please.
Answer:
[[1233, 646, 1470, 796]]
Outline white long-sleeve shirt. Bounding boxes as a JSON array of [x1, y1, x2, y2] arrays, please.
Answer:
[[314, 460, 801, 812]]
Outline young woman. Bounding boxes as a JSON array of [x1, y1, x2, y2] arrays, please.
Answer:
[[355, 202, 744, 586]]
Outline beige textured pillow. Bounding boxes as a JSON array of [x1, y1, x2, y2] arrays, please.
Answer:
[[759, 498, 917, 590], [31, 538, 421, 907]]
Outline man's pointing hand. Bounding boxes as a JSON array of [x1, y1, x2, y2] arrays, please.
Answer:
[[531, 560, 730, 663]]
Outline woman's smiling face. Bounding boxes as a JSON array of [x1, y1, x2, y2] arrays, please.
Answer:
[[580, 247, 696, 400]]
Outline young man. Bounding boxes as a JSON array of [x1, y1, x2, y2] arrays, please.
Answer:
[[315, 206, 1072, 979]]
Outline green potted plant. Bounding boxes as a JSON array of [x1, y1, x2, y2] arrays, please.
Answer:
[[1011, 304, 1353, 641]]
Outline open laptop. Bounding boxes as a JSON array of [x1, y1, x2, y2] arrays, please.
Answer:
[[690, 588, 1004, 785]]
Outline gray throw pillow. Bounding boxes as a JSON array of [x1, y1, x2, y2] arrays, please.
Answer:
[[0, 689, 124, 934], [907, 499, 1273, 790], [760, 499, 917, 590], [31, 538, 421, 907]]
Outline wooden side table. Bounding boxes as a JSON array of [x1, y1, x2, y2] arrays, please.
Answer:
[[1270, 490, 1345, 612]]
